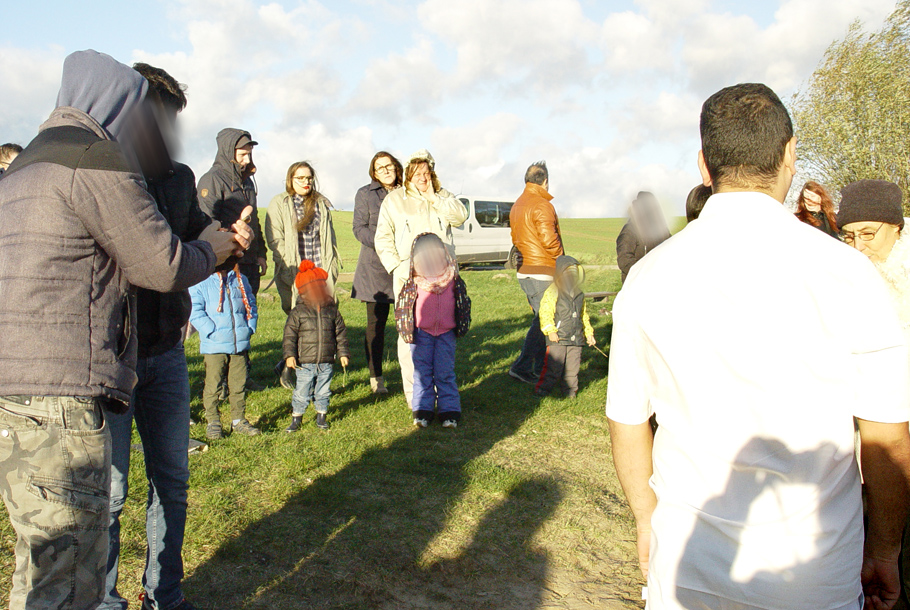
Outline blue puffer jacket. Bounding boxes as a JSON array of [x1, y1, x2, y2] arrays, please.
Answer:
[[189, 270, 258, 355]]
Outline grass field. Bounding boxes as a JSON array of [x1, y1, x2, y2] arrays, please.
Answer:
[[0, 215, 650, 609]]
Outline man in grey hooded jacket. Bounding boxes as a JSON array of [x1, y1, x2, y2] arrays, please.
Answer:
[[0, 50, 249, 610]]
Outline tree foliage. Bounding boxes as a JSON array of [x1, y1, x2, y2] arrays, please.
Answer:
[[791, 2, 910, 212]]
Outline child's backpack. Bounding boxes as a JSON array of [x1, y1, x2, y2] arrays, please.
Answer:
[[453, 276, 471, 338], [395, 278, 419, 344]]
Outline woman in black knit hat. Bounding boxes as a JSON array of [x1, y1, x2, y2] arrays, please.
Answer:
[[837, 179, 909, 335], [837, 177, 910, 610]]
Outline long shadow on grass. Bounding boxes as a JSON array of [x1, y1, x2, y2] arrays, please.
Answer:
[[183, 317, 561, 609]]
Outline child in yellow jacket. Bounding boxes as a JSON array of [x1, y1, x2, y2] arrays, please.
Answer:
[[535, 255, 596, 398]]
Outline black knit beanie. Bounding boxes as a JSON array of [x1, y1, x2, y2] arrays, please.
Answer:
[[836, 180, 904, 230]]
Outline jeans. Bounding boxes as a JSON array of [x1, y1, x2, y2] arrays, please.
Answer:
[[510, 277, 551, 378], [203, 352, 248, 423], [0, 396, 110, 610], [364, 302, 391, 378], [410, 329, 460, 415], [292, 363, 334, 415], [102, 344, 190, 610]]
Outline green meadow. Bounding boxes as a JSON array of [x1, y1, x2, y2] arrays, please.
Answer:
[[0, 213, 649, 609]]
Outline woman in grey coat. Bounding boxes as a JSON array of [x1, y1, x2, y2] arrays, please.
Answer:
[[352, 152, 402, 394]]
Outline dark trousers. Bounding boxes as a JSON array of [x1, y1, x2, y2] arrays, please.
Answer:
[[511, 277, 551, 378], [536, 344, 582, 395], [203, 352, 248, 422], [364, 302, 391, 378]]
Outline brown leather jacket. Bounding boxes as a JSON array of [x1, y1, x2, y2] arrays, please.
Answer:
[[509, 183, 564, 275]]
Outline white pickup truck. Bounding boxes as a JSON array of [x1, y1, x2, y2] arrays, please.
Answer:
[[452, 196, 519, 268]]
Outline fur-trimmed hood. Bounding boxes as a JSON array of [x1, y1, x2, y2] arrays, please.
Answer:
[[874, 231, 910, 338]]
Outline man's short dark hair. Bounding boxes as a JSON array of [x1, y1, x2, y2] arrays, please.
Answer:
[[700, 83, 793, 190], [133, 62, 188, 112], [0, 143, 23, 161], [524, 161, 548, 186]]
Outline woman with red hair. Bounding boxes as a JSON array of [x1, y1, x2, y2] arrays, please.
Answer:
[[795, 181, 838, 238]]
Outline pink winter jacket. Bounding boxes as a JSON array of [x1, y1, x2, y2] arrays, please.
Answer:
[[415, 282, 456, 336]]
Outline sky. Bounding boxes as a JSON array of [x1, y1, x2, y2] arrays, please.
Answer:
[[0, 0, 899, 217]]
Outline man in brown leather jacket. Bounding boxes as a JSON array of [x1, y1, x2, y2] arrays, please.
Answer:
[[508, 161, 565, 384]]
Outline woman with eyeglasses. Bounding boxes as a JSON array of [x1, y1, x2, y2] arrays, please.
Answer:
[[351, 151, 403, 395], [265, 160, 340, 313], [837, 180, 909, 329], [837, 178, 910, 610], [795, 181, 838, 238]]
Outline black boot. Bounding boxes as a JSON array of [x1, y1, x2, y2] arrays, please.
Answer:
[[315, 413, 330, 430], [285, 416, 303, 433]]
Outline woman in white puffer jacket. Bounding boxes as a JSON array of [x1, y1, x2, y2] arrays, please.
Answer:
[[374, 149, 468, 407]]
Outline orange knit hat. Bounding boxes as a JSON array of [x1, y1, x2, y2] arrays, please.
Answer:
[[295, 260, 328, 292]]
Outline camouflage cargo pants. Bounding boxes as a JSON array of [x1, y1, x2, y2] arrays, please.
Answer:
[[0, 395, 111, 610]]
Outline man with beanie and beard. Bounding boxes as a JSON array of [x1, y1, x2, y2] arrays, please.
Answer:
[[0, 50, 250, 610], [101, 63, 254, 610], [197, 129, 268, 293]]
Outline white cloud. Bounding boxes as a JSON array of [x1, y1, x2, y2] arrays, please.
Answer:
[[0, 45, 66, 144], [418, 0, 600, 93], [0, 0, 901, 219]]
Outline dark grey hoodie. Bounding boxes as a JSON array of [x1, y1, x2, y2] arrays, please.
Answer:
[[197, 128, 267, 270], [0, 50, 216, 407]]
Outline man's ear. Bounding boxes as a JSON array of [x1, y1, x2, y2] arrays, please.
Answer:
[[697, 150, 713, 187], [783, 137, 797, 177]]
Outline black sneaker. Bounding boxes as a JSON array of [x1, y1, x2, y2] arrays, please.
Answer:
[[232, 419, 261, 436], [285, 416, 303, 433], [508, 369, 538, 385], [142, 596, 199, 610], [315, 413, 330, 430], [206, 423, 222, 440]]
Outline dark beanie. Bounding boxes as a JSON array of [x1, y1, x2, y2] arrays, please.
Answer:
[[836, 180, 904, 230]]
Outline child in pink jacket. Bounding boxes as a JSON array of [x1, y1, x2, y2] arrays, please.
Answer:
[[396, 233, 470, 428]]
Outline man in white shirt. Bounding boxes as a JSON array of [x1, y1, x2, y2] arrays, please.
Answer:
[[606, 82, 910, 610]]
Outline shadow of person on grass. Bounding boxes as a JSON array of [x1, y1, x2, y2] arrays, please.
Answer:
[[182, 316, 561, 609]]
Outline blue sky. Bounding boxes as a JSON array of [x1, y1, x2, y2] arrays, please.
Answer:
[[0, 0, 898, 217]]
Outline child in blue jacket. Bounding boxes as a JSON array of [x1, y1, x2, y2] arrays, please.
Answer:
[[190, 269, 260, 439]]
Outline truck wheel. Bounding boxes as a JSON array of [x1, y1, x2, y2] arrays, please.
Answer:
[[507, 247, 520, 270]]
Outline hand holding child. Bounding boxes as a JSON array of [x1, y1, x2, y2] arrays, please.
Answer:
[[548, 332, 559, 343], [286, 357, 297, 369]]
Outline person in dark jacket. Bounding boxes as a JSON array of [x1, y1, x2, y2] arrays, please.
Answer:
[[197, 128, 268, 292], [198, 127, 269, 391], [534, 256, 596, 398], [795, 181, 839, 238], [616, 191, 670, 284], [0, 50, 245, 610], [616, 221, 645, 284], [351, 151, 402, 395], [284, 260, 351, 432], [101, 63, 253, 610]]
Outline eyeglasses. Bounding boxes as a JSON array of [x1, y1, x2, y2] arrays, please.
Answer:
[[840, 223, 885, 245], [293, 176, 314, 184], [374, 163, 395, 174]]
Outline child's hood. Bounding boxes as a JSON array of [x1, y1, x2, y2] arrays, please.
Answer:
[[555, 255, 584, 287]]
